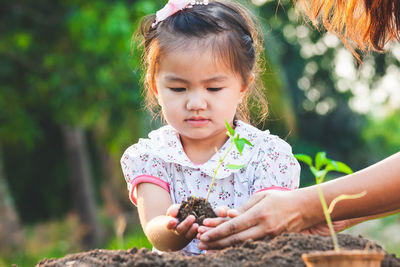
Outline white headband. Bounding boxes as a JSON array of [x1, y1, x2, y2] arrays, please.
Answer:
[[152, 0, 209, 28]]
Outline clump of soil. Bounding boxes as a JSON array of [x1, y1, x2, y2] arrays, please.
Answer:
[[177, 196, 217, 225], [37, 233, 400, 267]]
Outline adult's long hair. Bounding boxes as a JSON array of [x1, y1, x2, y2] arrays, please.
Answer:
[[295, 0, 400, 56]]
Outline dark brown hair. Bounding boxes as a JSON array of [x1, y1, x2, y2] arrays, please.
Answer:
[[136, 0, 268, 124], [295, 0, 400, 57]]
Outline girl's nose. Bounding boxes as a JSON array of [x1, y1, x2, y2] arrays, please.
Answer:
[[186, 91, 207, 111]]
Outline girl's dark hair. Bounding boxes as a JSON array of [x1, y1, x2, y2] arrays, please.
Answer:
[[135, 0, 268, 124]]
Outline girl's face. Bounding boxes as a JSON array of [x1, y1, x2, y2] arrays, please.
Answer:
[[154, 47, 250, 146]]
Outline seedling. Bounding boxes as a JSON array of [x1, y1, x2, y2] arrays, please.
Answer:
[[294, 152, 366, 251], [205, 120, 253, 202], [178, 120, 253, 225]]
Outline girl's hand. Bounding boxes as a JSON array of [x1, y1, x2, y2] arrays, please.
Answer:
[[166, 204, 199, 240]]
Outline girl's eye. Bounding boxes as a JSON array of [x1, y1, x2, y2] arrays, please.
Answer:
[[169, 88, 186, 92], [207, 87, 223, 92]]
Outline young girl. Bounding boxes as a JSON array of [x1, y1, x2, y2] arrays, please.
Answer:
[[121, 0, 300, 255]]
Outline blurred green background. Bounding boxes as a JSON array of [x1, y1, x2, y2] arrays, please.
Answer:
[[1, 0, 399, 265]]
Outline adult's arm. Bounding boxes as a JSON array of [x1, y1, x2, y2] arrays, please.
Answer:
[[198, 152, 400, 250]]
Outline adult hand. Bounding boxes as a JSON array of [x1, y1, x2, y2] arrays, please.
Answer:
[[197, 206, 238, 239], [301, 220, 350, 236], [198, 190, 308, 250]]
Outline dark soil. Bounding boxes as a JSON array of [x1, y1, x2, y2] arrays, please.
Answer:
[[37, 233, 400, 267], [177, 196, 217, 225]]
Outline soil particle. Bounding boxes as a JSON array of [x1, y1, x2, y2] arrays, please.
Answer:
[[37, 233, 400, 267], [177, 196, 217, 225]]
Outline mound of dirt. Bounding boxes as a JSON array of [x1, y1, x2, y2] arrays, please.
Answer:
[[37, 233, 400, 267], [177, 196, 217, 225]]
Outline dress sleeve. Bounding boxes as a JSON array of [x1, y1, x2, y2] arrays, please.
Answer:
[[250, 136, 300, 194], [120, 143, 170, 206]]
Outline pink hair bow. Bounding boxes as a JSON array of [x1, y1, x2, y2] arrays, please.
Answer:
[[152, 0, 209, 28]]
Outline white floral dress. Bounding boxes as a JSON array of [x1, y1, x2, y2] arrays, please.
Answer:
[[121, 120, 300, 255]]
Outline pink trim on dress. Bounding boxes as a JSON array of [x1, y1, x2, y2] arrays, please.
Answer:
[[129, 175, 170, 205], [255, 186, 292, 194]]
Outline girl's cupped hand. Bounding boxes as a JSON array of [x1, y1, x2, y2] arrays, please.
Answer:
[[166, 204, 199, 240]]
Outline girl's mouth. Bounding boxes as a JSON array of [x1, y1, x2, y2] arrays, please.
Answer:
[[186, 118, 210, 126]]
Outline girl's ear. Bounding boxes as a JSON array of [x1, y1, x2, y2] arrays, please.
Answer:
[[147, 74, 158, 95], [240, 73, 255, 93], [153, 84, 162, 106], [153, 84, 159, 95]]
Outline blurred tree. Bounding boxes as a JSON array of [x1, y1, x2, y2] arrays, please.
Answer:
[[0, 0, 149, 248], [0, 149, 25, 254], [362, 112, 400, 164]]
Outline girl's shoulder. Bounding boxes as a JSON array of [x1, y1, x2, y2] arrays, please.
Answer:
[[122, 125, 195, 168], [124, 124, 179, 154]]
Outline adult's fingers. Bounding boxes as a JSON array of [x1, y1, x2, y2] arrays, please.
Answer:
[[198, 222, 264, 250], [235, 191, 265, 213], [227, 208, 240, 218], [214, 206, 230, 217], [202, 216, 230, 227], [197, 225, 213, 236], [199, 207, 257, 243]]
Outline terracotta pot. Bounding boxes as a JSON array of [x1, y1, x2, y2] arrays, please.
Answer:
[[302, 250, 385, 267]]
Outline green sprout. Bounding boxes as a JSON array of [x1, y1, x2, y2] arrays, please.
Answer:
[[294, 152, 366, 251], [205, 120, 253, 202]]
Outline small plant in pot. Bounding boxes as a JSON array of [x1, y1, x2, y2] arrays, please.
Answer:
[[295, 152, 385, 267], [177, 120, 253, 225]]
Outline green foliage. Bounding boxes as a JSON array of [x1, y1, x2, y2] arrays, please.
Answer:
[[106, 229, 152, 250], [1, 0, 150, 222], [362, 112, 400, 161], [295, 152, 353, 184]]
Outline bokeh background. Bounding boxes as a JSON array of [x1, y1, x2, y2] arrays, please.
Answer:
[[1, 0, 399, 265]]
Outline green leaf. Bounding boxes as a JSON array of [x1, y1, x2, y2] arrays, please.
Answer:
[[232, 137, 253, 155], [294, 154, 312, 167], [310, 166, 327, 182], [243, 138, 253, 147], [315, 152, 327, 170], [327, 160, 353, 174], [225, 119, 235, 136], [234, 138, 246, 155], [226, 164, 245, 170]]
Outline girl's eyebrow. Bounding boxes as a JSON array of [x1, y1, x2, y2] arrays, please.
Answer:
[[203, 75, 228, 83], [164, 75, 189, 84], [164, 74, 228, 83]]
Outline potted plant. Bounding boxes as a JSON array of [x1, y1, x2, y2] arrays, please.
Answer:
[[177, 120, 253, 225], [295, 152, 385, 267]]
